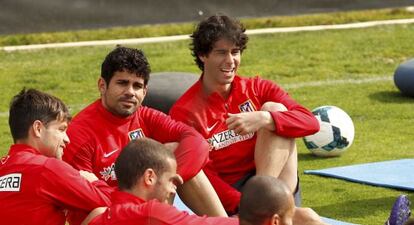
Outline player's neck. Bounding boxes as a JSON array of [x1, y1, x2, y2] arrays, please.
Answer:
[[124, 186, 147, 202], [202, 76, 231, 99]]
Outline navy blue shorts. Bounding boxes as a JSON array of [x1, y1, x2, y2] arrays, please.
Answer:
[[232, 170, 301, 207]]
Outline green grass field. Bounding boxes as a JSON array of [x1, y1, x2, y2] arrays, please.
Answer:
[[1, 8, 414, 225]]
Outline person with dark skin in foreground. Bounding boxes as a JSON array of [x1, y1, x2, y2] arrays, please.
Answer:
[[240, 176, 326, 225], [240, 176, 295, 225]]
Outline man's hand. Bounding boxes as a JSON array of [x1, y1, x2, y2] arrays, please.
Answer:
[[79, 170, 99, 182], [164, 142, 179, 153], [226, 111, 275, 135]]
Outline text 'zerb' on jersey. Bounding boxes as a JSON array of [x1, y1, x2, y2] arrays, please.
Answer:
[[208, 129, 254, 150], [0, 173, 22, 192]]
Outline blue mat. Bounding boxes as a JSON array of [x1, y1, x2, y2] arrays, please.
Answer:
[[321, 217, 359, 225], [174, 195, 357, 224], [304, 159, 414, 191], [173, 195, 194, 214]]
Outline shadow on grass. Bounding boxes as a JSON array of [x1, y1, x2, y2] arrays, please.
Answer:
[[313, 194, 414, 220], [369, 90, 414, 103], [298, 152, 340, 161]]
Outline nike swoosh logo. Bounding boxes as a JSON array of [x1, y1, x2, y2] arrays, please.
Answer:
[[207, 121, 219, 132], [103, 149, 118, 158]]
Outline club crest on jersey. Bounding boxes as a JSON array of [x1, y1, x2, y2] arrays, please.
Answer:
[[128, 128, 145, 140], [239, 99, 256, 112], [100, 163, 116, 181]]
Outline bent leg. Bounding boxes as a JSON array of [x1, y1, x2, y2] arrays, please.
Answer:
[[164, 143, 227, 216], [255, 102, 298, 193], [293, 207, 328, 225], [177, 170, 228, 217], [81, 207, 107, 225]]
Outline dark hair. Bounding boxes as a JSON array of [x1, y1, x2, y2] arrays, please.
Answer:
[[9, 88, 71, 142], [239, 176, 292, 225], [101, 46, 151, 85], [115, 138, 175, 190], [191, 14, 248, 71]]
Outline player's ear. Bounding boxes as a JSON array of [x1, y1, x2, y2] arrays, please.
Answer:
[[143, 168, 157, 186], [98, 77, 107, 94], [32, 120, 44, 138], [198, 54, 207, 63], [143, 85, 148, 97], [271, 214, 281, 225]]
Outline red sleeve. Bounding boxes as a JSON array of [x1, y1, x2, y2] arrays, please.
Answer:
[[203, 162, 241, 215], [66, 180, 115, 225], [39, 159, 112, 210], [255, 77, 319, 137], [148, 200, 238, 225], [170, 106, 241, 214], [142, 107, 209, 182], [63, 126, 95, 172]]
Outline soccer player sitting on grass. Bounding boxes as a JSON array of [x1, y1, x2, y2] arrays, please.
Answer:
[[63, 46, 226, 221], [169, 13, 319, 216], [0, 88, 112, 225], [84, 138, 237, 225]]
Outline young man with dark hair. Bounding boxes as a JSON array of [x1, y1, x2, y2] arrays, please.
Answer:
[[63, 46, 226, 218], [0, 88, 111, 225], [86, 138, 237, 225], [170, 14, 319, 215]]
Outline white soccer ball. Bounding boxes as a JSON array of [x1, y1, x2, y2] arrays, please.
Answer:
[[303, 106, 355, 157]]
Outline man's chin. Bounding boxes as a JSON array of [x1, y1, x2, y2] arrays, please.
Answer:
[[113, 106, 138, 117], [117, 111, 134, 117]]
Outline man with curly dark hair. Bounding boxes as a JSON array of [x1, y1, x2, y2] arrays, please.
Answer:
[[64, 46, 227, 224], [170, 14, 320, 215]]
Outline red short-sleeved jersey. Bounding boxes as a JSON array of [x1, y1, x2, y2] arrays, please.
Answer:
[[0, 144, 111, 225], [63, 100, 209, 186], [170, 75, 319, 213], [90, 191, 238, 225]]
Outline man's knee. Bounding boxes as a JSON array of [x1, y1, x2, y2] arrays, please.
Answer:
[[261, 102, 287, 112]]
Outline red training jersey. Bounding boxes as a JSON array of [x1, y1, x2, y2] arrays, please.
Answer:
[[63, 100, 209, 186], [0, 144, 111, 225], [90, 191, 238, 225], [170, 75, 319, 213]]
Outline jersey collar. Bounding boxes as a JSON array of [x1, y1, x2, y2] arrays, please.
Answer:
[[111, 190, 146, 205]]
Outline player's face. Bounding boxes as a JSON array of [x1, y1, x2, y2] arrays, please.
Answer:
[[152, 158, 183, 204], [200, 38, 241, 88], [38, 119, 70, 160], [99, 71, 147, 117]]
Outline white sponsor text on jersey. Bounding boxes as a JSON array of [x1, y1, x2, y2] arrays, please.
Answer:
[[208, 129, 254, 150], [0, 173, 22, 192]]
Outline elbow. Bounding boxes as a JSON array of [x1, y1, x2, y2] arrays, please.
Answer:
[[177, 139, 210, 182], [309, 116, 320, 134]]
